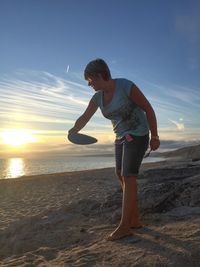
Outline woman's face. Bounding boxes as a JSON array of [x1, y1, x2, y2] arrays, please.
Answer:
[[86, 76, 104, 91]]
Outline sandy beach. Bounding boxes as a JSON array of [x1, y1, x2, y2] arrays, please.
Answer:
[[0, 159, 200, 267]]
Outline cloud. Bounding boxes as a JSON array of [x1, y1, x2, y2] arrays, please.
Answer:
[[138, 80, 200, 138], [66, 65, 70, 73], [0, 70, 114, 154], [0, 70, 199, 152], [158, 127, 200, 141], [0, 70, 95, 128], [168, 119, 185, 130], [145, 81, 200, 118], [163, 85, 200, 110]]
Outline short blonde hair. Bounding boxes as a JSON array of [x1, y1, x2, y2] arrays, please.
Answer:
[[84, 58, 111, 81]]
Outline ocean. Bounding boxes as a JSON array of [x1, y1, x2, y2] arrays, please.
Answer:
[[0, 155, 165, 179]]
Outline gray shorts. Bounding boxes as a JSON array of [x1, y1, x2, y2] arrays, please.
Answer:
[[115, 134, 149, 177]]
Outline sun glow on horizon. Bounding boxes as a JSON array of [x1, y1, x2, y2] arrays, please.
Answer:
[[1, 129, 37, 147]]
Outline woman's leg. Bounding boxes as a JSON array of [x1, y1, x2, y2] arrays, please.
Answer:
[[115, 140, 124, 190], [129, 176, 143, 228], [107, 175, 137, 241], [108, 135, 148, 240], [123, 135, 149, 229], [116, 170, 124, 190], [116, 172, 142, 228]]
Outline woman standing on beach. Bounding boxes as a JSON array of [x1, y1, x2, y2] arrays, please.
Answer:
[[69, 58, 160, 241]]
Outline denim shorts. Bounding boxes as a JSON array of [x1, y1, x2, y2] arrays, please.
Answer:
[[115, 134, 149, 177]]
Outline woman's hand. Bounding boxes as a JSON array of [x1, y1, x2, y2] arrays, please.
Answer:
[[68, 100, 98, 136], [150, 137, 160, 151], [68, 127, 79, 135]]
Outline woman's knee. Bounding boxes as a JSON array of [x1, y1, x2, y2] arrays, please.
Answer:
[[115, 169, 122, 179], [122, 175, 137, 185]]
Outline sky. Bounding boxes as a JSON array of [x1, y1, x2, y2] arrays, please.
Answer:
[[0, 0, 200, 157]]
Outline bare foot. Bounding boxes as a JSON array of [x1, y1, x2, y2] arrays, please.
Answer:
[[106, 226, 133, 241]]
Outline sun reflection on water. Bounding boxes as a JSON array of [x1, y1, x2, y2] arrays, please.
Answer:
[[7, 158, 25, 178]]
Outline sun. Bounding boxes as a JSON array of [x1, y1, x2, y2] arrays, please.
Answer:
[[1, 129, 37, 147]]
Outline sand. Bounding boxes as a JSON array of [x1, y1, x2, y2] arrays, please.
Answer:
[[0, 160, 200, 267]]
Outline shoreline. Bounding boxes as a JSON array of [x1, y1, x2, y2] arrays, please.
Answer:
[[0, 159, 170, 181], [0, 155, 166, 180]]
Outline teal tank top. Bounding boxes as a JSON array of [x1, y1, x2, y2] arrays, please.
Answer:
[[91, 78, 149, 139]]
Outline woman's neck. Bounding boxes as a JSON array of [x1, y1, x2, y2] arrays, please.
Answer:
[[102, 79, 115, 93]]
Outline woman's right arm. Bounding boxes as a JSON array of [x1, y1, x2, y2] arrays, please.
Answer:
[[68, 99, 98, 134]]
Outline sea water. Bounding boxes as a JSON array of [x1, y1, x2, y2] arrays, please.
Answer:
[[0, 155, 165, 179]]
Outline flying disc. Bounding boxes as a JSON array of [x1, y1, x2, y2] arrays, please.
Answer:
[[68, 133, 97, 145]]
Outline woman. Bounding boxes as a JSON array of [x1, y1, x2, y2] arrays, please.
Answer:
[[69, 58, 160, 241]]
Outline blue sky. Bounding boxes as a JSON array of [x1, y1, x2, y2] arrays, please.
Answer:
[[0, 0, 200, 156]]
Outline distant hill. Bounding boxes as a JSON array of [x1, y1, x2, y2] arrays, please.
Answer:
[[162, 144, 200, 160]]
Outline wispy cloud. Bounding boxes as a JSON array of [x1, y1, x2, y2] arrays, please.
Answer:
[[164, 85, 200, 108], [168, 119, 185, 131], [159, 127, 200, 141], [0, 70, 101, 126], [144, 80, 200, 113], [0, 70, 199, 152], [139, 80, 200, 137], [0, 70, 113, 151], [66, 65, 70, 73]]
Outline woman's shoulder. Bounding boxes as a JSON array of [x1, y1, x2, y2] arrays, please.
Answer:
[[91, 90, 102, 106], [116, 78, 134, 84], [115, 78, 136, 98], [93, 90, 102, 97], [116, 78, 135, 88]]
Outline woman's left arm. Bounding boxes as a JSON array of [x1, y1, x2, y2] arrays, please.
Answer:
[[130, 85, 160, 151]]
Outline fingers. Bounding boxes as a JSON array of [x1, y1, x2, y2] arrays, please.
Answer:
[[150, 139, 160, 151], [68, 127, 79, 135]]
